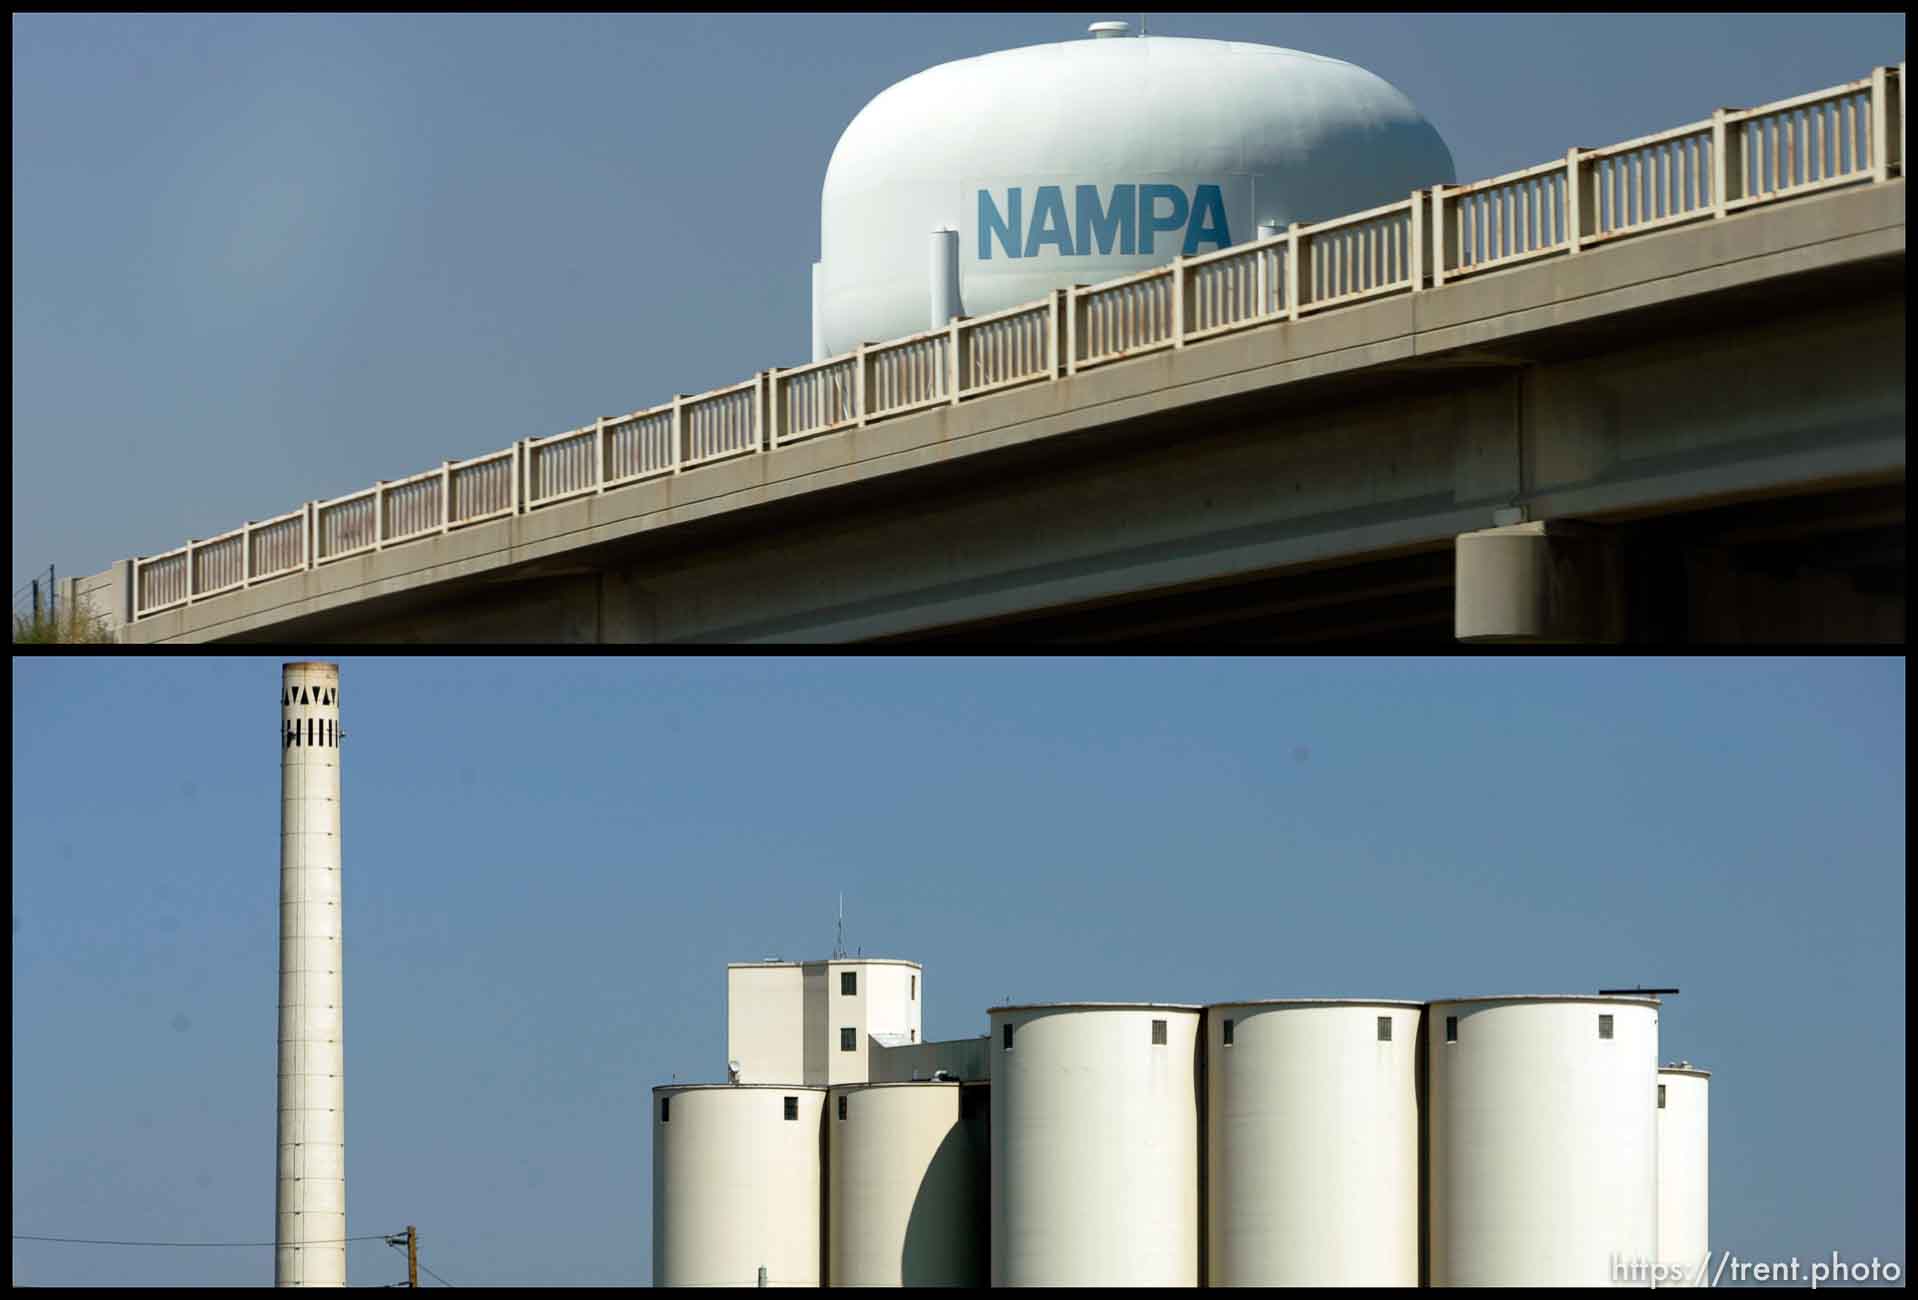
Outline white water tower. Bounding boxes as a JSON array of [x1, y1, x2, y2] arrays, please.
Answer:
[[813, 24, 1455, 357]]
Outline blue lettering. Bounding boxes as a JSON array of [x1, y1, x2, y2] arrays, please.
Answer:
[[1074, 184, 1136, 256], [1183, 184, 1231, 255], [979, 188, 1022, 260], [978, 182, 1232, 259], [1023, 185, 1073, 258], [1138, 184, 1189, 255]]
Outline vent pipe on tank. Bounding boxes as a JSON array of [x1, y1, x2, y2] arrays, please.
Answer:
[[1089, 20, 1130, 38], [929, 228, 962, 330]]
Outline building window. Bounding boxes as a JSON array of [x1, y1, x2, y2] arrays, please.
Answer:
[[1658, 1084, 1667, 1109], [1151, 1019, 1167, 1045], [1377, 1016, 1392, 1042], [1445, 1015, 1458, 1043], [1222, 1018, 1234, 1046], [840, 1027, 856, 1052], [783, 1096, 798, 1121], [1003, 1023, 1014, 1051], [911, 975, 916, 1001], [1599, 1014, 1614, 1040], [841, 971, 856, 996], [910, 1029, 916, 1042], [838, 1095, 848, 1120], [660, 1097, 670, 1123]]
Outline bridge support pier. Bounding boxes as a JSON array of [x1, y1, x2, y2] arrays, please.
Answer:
[[1454, 520, 1625, 643]]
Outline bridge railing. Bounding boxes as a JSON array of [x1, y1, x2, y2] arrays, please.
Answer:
[[125, 62, 1903, 620]]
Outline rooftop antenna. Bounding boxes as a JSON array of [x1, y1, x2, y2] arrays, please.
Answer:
[[832, 893, 848, 959], [1140, 13, 1146, 36]]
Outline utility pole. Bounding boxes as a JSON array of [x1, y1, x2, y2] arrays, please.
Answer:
[[384, 1227, 419, 1287]]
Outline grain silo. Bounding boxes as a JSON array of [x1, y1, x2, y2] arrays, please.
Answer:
[[988, 1004, 1202, 1286], [826, 1080, 988, 1286], [1205, 999, 1422, 1286], [813, 23, 1457, 357], [1657, 1065, 1711, 1278], [651, 1085, 825, 1287], [1426, 996, 1660, 1286]]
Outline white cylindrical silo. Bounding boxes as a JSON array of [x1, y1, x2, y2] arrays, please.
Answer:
[[276, 662, 345, 1287], [1206, 1000, 1422, 1286], [652, 1085, 825, 1287], [1657, 1067, 1710, 1281], [1427, 996, 1660, 1286], [828, 1081, 987, 1286], [989, 1004, 1201, 1286]]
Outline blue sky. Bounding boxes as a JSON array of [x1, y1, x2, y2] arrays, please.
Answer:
[[10, 656, 1906, 1284], [10, 13, 1907, 604]]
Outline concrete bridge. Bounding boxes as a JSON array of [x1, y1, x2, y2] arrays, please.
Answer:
[[83, 70, 1905, 643]]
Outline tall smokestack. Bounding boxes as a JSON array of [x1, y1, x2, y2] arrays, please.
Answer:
[[277, 662, 345, 1286]]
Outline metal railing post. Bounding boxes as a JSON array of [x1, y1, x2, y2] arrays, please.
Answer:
[[1870, 65, 1895, 183], [1566, 150, 1587, 253], [1712, 108, 1740, 218], [855, 346, 869, 427], [1066, 288, 1081, 376], [305, 501, 317, 568], [1408, 189, 1425, 289], [671, 397, 686, 473], [1171, 255, 1187, 347], [374, 483, 386, 550], [948, 318, 963, 403], [440, 461, 452, 532], [185, 540, 197, 603], [1429, 191, 1446, 287], [243, 521, 255, 586], [1048, 290, 1062, 377], [1287, 222, 1305, 316]]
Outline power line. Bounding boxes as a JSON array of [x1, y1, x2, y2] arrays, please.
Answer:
[[14, 1232, 397, 1248], [418, 1259, 456, 1287]]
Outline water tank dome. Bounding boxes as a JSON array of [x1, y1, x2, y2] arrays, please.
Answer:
[[815, 33, 1456, 357]]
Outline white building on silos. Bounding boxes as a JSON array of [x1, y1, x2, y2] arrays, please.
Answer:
[[655, 967, 1707, 1288], [656, 956, 985, 1288], [727, 957, 923, 1086]]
